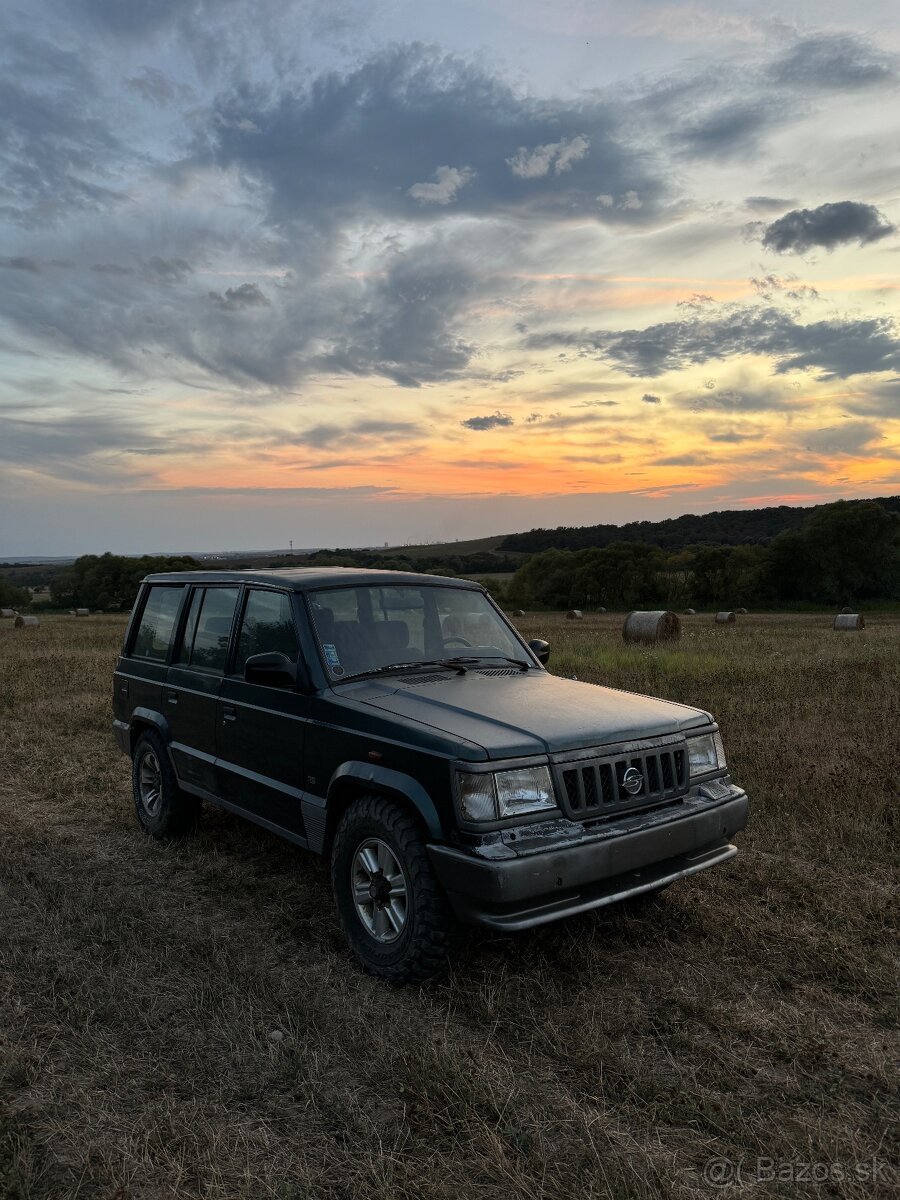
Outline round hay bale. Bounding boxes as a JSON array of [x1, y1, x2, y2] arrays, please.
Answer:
[[74, 607, 90, 616], [833, 613, 864, 631], [715, 611, 736, 624], [0, 607, 16, 619], [735, 607, 748, 614], [14, 615, 39, 628], [512, 609, 526, 617], [622, 610, 681, 645], [684, 607, 696, 615], [566, 609, 583, 620], [840, 605, 854, 615]]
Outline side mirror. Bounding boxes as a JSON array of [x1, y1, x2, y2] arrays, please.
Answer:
[[528, 639, 550, 666], [244, 651, 297, 687]]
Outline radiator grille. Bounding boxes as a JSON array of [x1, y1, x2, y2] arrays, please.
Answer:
[[557, 744, 686, 818]]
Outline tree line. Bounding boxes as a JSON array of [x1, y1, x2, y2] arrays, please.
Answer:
[[497, 500, 900, 610], [48, 553, 200, 611], [499, 495, 900, 554]]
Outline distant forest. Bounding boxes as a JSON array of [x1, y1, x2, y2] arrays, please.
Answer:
[[2, 496, 898, 612], [499, 495, 900, 553]]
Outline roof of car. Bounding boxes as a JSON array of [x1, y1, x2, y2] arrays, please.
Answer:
[[141, 566, 484, 591]]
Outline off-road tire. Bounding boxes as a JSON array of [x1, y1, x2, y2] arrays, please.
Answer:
[[331, 794, 456, 982], [131, 730, 200, 838]]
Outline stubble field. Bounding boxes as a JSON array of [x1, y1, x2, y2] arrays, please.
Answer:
[[1, 611, 897, 1199]]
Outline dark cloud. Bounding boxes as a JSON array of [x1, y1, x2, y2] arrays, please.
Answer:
[[0, 33, 125, 226], [209, 282, 269, 310], [655, 454, 701, 466], [768, 35, 895, 91], [291, 418, 423, 449], [124, 67, 193, 107], [461, 412, 514, 431], [641, 393, 662, 404], [759, 201, 895, 255], [745, 196, 795, 212], [529, 305, 900, 381], [750, 273, 819, 302], [206, 45, 665, 230], [707, 430, 754, 443], [803, 421, 884, 456], [313, 248, 478, 387], [841, 379, 900, 418], [0, 256, 41, 272]]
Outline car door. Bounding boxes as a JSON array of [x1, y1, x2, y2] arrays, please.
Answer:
[[165, 585, 240, 795], [215, 587, 309, 836], [117, 583, 188, 733]]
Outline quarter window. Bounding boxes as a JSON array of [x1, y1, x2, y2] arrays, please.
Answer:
[[235, 590, 299, 673], [131, 586, 184, 661]]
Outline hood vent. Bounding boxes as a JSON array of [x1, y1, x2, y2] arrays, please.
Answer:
[[476, 668, 521, 677], [396, 673, 453, 686]]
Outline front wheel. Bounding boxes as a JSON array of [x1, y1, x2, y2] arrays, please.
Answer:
[[331, 794, 456, 982]]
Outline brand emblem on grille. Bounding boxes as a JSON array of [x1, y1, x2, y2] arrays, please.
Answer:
[[621, 766, 643, 795]]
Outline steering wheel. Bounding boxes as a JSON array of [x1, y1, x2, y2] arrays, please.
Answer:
[[443, 636, 472, 648]]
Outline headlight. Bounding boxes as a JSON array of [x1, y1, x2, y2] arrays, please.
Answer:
[[688, 732, 727, 778], [457, 765, 556, 821]]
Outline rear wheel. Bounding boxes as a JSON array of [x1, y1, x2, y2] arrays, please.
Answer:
[[131, 730, 200, 837], [331, 794, 456, 982]]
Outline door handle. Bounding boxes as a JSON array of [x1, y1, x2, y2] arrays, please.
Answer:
[[166, 692, 178, 705], [222, 705, 237, 722]]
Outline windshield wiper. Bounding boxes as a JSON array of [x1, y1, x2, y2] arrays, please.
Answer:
[[443, 655, 531, 672], [366, 658, 470, 677]]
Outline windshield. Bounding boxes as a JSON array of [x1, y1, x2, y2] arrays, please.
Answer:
[[308, 584, 529, 679]]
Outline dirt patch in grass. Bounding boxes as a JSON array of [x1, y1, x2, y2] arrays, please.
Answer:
[[1, 613, 897, 1198]]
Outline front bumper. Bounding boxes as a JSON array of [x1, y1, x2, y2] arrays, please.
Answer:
[[428, 787, 748, 930]]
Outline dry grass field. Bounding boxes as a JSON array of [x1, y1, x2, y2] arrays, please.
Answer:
[[1, 612, 898, 1199]]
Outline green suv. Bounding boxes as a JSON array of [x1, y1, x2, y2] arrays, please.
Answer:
[[113, 568, 748, 980]]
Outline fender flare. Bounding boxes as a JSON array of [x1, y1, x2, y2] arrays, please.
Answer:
[[326, 762, 444, 840], [129, 708, 172, 747]]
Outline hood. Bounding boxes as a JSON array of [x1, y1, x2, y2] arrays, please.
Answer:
[[342, 670, 711, 760]]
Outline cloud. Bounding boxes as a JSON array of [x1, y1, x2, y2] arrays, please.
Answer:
[[641, 393, 662, 404], [767, 35, 895, 91], [707, 430, 754, 443], [0, 32, 125, 226], [461, 412, 514, 430], [655, 454, 701, 466], [758, 201, 895, 255], [841, 379, 900, 418], [803, 420, 885, 456], [124, 67, 193, 107], [750, 273, 819, 301], [745, 195, 795, 212], [507, 135, 590, 179], [529, 305, 900, 380], [408, 164, 475, 205], [207, 50, 660, 228], [0, 256, 41, 272], [209, 282, 270, 310], [291, 417, 423, 450]]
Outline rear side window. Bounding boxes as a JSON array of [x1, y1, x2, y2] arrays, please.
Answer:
[[131, 586, 184, 661], [235, 589, 299, 673], [178, 587, 240, 674]]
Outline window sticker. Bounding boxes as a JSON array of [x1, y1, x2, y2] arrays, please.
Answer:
[[323, 643, 341, 669]]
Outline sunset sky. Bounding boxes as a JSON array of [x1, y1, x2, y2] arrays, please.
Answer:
[[1, 0, 898, 555]]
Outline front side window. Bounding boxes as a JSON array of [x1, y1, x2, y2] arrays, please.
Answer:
[[308, 585, 526, 679], [178, 587, 240, 673], [235, 589, 299, 673], [131, 586, 184, 661]]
